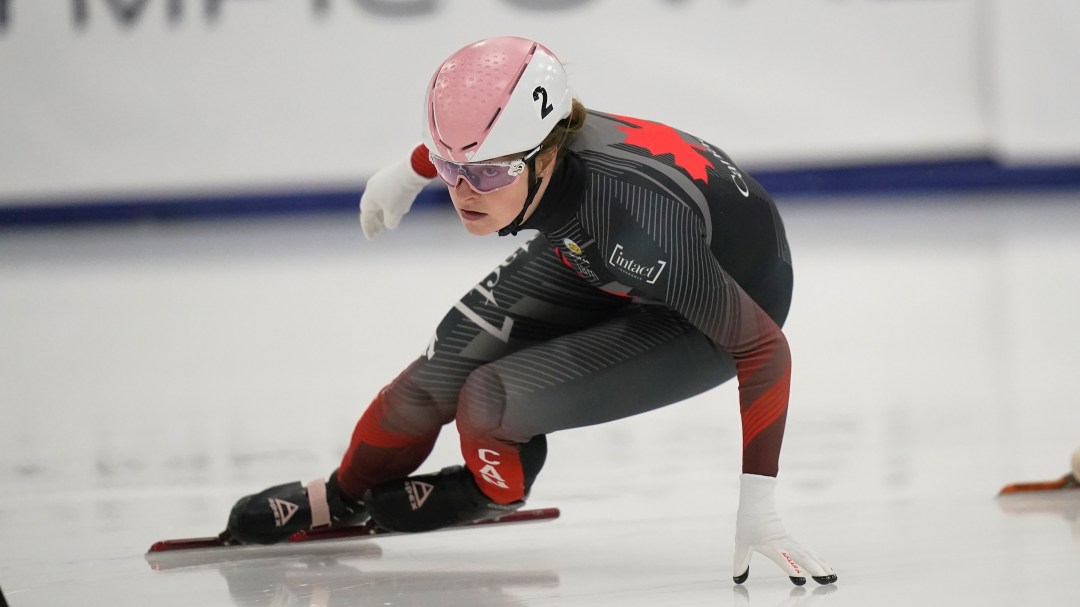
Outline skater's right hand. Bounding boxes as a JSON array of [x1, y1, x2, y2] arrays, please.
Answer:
[[359, 145, 433, 240], [733, 474, 837, 586]]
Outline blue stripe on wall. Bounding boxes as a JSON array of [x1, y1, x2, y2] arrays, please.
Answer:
[[2, 158, 1079, 226], [756, 158, 1080, 195]]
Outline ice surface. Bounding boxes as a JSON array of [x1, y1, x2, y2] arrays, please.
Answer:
[[1, 194, 1078, 606]]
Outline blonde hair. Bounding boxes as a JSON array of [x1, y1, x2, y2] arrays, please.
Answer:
[[540, 98, 587, 162]]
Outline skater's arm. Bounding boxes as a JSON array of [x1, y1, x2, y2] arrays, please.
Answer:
[[596, 205, 789, 477], [592, 208, 836, 586], [656, 238, 789, 477], [358, 144, 436, 239]]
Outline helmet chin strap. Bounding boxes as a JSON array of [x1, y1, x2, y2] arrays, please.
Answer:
[[497, 156, 543, 237]]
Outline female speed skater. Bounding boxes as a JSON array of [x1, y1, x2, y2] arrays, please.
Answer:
[[225, 35, 837, 586]]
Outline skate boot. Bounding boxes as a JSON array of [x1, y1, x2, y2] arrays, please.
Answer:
[[365, 465, 524, 533], [225, 470, 368, 545]]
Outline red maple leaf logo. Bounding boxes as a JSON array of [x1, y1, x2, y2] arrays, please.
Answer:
[[613, 115, 713, 183]]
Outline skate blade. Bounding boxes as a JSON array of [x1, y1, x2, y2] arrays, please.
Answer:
[[997, 474, 1079, 495]]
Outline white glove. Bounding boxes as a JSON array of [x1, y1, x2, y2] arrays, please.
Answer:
[[734, 474, 837, 586], [359, 150, 432, 240]]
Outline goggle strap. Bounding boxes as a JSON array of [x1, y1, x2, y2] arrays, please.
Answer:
[[498, 156, 543, 237]]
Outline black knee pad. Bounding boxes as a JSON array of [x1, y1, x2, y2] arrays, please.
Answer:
[[520, 434, 547, 490]]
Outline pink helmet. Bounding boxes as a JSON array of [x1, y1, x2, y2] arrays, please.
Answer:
[[423, 36, 573, 163]]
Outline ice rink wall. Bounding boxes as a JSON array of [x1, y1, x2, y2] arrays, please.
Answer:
[[1, 0, 1079, 222]]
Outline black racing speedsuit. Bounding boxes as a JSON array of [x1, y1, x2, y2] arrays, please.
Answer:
[[338, 111, 794, 505]]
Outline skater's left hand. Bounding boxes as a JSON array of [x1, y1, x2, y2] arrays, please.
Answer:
[[733, 474, 837, 586]]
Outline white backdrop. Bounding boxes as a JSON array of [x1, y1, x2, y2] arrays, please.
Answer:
[[0, 0, 1077, 206], [989, 1, 1080, 163]]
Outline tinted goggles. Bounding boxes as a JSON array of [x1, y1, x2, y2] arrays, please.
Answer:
[[429, 146, 540, 194]]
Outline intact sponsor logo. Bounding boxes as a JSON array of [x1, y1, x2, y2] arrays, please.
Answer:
[[563, 238, 583, 255], [608, 244, 667, 285], [405, 480, 434, 510], [268, 498, 299, 528], [478, 448, 510, 489]]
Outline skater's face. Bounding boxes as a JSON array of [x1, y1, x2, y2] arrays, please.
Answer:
[[443, 148, 557, 236]]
